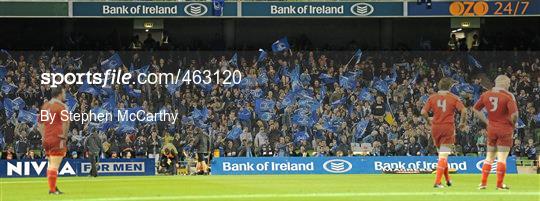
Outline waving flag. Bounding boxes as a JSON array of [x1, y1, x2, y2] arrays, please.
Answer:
[[238, 108, 251, 121], [257, 49, 267, 63], [331, 97, 346, 108], [319, 73, 336, 84], [339, 74, 357, 90], [271, 37, 291, 53], [12, 97, 25, 111], [358, 87, 374, 102], [1, 83, 17, 95], [226, 126, 242, 140], [516, 118, 526, 129], [258, 112, 273, 121], [255, 99, 275, 115], [294, 131, 309, 142], [353, 49, 363, 64], [17, 109, 37, 126], [292, 109, 314, 127], [0, 66, 7, 81], [78, 81, 100, 96], [354, 120, 369, 138], [3, 99, 14, 118], [468, 54, 483, 69], [65, 92, 78, 112], [229, 53, 238, 67], [373, 79, 389, 94], [100, 53, 123, 70], [258, 68, 269, 85]]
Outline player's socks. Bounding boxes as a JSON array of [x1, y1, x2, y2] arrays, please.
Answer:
[[47, 168, 58, 193], [443, 161, 451, 184], [480, 161, 492, 186], [496, 162, 506, 188], [434, 158, 447, 185]]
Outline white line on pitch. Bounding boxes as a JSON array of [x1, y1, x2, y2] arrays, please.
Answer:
[[57, 192, 540, 201]]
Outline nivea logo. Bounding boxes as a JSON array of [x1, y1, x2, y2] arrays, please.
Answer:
[[350, 3, 374, 16], [323, 159, 352, 173]]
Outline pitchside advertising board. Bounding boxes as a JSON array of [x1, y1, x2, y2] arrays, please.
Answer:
[[408, 0, 540, 17], [212, 156, 518, 175], [0, 158, 155, 177], [242, 2, 403, 17], [73, 2, 238, 17]]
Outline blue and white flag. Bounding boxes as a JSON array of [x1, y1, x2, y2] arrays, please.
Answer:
[[257, 49, 267, 63], [65, 92, 78, 112], [100, 53, 123, 70], [12, 97, 25, 111], [358, 87, 374, 102], [339, 74, 357, 90], [353, 49, 363, 64], [468, 54, 483, 69], [258, 68, 269, 85], [3, 98, 14, 118], [17, 109, 37, 126], [354, 120, 369, 138], [1, 83, 17, 94], [294, 131, 309, 143], [331, 97, 346, 108], [258, 112, 274, 121], [373, 79, 389, 94], [254, 99, 275, 114], [238, 108, 251, 121], [319, 73, 336, 84], [271, 37, 290, 53], [78, 81, 100, 96], [212, 0, 224, 16], [229, 53, 238, 67], [226, 126, 242, 140], [516, 118, 526, 129]]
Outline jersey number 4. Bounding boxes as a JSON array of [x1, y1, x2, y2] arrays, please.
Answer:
[[488, 97, 498, 111], [437, 99, 447, 112]]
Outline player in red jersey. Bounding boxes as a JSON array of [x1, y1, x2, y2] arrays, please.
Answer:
[[472, 75, 518, 190], [421, 78, 467, 188], [38, 86, 70, 195]]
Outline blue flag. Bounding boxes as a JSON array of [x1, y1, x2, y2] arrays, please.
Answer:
[[78, 81, 100, 96], [353, 49, 363, 64], [358, 87, 374, 102], [257, 49, 267, 63], [535, 113, 540, 123], [258, 68, 269, 85], [229, 53, 238, 67], [319, 73, 336, 84], [354, 120, 369, 138], [339, 74, 357, 90], [254, 99, 275, 115], [212, 0, 224, 16], [65, 93, 78, 112], [226, 126, 242, 140], [1, 83, 17, 95], [12, 97, 25, 111], [17, 109, 37, 126], [331, 97, 346, 108], [258, 112, 274, 121], [373, 79, 389, 94], [3, 98, 14, 118], [271, 37, 290, 53], [294, 131, 309, 143], [100, 53, 123, 70], [468, 54, 483, 69], [238, 108, 251, 121], [516, 118, 526, 129]]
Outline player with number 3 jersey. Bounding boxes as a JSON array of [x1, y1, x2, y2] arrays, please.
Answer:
[[472, 75, 518, 190], [421, 77, 467, 188]]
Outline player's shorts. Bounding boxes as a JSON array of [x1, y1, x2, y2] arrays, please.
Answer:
[[487, 127, 513, 147], [43, 138, 67, 157], [197, 153, 206, 162], [431, 124, 455, 147]]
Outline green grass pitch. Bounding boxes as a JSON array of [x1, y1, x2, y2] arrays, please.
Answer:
[[1, 174, 539, 201]]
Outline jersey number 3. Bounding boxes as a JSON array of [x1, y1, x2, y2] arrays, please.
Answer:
[[437, 99, 447, 112], [488, 97, 498, 111]]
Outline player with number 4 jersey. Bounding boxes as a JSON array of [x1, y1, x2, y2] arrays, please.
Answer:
[[421, 77, 467, 189], [472, 75, 518, 190]]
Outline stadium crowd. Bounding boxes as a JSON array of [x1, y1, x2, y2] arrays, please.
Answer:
[[0, 46, 539, 168]]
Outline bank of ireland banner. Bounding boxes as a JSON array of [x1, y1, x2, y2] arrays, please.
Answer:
[[241, 2, 403, 17], [0, 158, 155, 177], [211, 156, 517, 175], [73, 2, 237, 17]]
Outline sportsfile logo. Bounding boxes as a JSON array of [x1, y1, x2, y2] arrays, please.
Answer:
[[350, 3, 374, 16], [185, 3, 208, 16], [322, 159, 352, 173]]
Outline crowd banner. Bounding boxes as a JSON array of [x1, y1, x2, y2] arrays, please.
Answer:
[[0, 158, 155, 177], [211, 156, 518, 175], [241, 1, 403, 17]]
